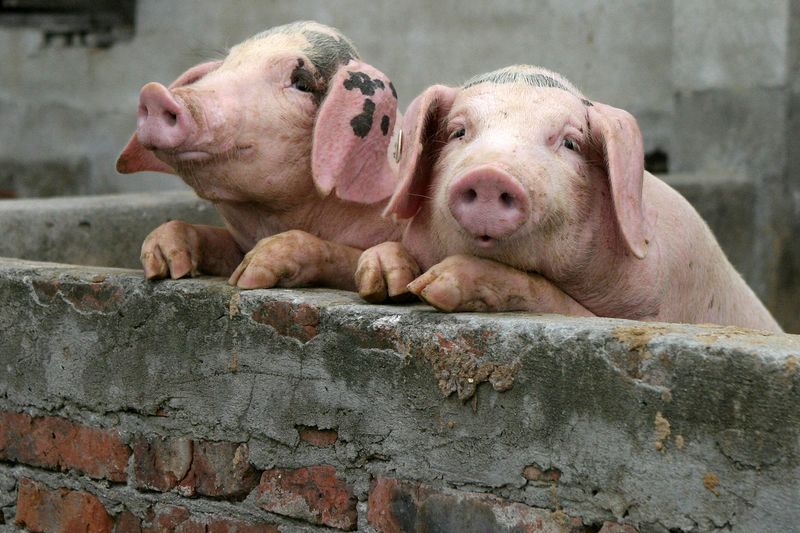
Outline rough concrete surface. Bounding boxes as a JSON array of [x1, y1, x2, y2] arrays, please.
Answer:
[[0, 257, 797, 531], [0, 191, 221, 269]]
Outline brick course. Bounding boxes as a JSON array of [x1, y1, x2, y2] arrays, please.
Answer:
[[0, 411, 130, 482], [257, 465, 357, 530], [15, 478, 114, 533], [368, 477, 587, 533]]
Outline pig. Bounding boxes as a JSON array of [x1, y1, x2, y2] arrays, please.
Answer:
[[355, 65, 782, 332], [117, 21, 405, 291]]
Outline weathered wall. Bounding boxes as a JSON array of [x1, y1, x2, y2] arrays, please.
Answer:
[[0, 258, 798, 532]]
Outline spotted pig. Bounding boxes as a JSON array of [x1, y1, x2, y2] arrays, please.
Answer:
[[117, 21, 404, 290]]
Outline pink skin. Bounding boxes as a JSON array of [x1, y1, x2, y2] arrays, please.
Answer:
[[357, 66, 781, 332], [117, 24, 404, 290]]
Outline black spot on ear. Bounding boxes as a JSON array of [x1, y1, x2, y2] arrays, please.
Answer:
[[343, 71, 386, 96], [381, 114, 390, 136], [389, 82, 397, 99], [351, 99, 375, 138]]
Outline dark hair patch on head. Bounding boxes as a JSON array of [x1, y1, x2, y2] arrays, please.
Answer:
[[463, 70, 574, 93], [252, 21, 359, 92], [303, 29, 358, 86]]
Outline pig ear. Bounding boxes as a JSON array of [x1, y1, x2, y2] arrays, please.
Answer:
[[383, 85, 457, 219], [169, 60, 222, 89], [587, 101, 653, 259], [311, 60, 399, 204], [116, 134, 176, 174]]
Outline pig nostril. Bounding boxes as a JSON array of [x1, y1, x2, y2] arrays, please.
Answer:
[[500, 192, 515, 208], [164, 111, 178, 127], [479, 235, 492, 243], [464, 189, 477, 203]]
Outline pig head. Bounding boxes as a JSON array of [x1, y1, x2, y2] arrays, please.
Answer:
[[116, 21, 405, 287], [372, 65, 781, 331], [117, 22, 406, 288]]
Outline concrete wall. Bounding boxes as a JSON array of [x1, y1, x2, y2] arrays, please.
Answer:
[[1, 258, 798, 532]]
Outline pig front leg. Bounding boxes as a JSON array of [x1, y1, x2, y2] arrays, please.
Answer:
[[407, 255, 595, 316], [228, 230, 362, 291], [141, 221, 244, 279], [355, 242, 422, 303]]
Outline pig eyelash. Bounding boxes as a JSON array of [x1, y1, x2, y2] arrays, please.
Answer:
[[408, 192, 433, 200], [563, 138, 580, 152], [448, 128, 466, 141]]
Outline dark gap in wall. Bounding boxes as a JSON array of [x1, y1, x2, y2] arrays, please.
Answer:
[[645, 148, 669, 174], [0, 0, 136, 48]]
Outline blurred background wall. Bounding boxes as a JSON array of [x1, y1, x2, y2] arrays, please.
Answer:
[[0, 0, 798, 331]]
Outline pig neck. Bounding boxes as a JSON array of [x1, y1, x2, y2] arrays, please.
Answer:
[[537, 175, 665, 320], [214, 195, 404, 252]]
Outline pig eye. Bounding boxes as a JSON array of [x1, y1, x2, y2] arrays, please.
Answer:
[[290, 68, 316, 94], [563, 138, 580, 152], [449, 128, 466, 141]]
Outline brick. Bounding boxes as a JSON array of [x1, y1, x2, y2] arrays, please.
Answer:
[[133, 436, 258, 499], [257, 465, 357, 530], [0, 411, 130, 482], [178, 441, 260, 499], [114, 511, 143, 533], [297, 425, 338, 447], [368, 477, 584, 533], [252, 301, 319, 342], [598, 522, 639, 533], [141, 505, 278, 533], [132, 435, 192, 492], [15, 478, 114, 533], [522, 463, 561, 482]]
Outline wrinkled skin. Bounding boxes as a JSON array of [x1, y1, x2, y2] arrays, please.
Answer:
[[117, 21, 404, 290], [356, 65, 782, 332]]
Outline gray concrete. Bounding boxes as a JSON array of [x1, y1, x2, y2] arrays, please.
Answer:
[[0, 0, 673, 196], [1, 257, 798, 531], [0, 191, 221, 269]]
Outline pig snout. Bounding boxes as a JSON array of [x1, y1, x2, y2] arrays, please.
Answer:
[[447, 166, 530, 242], [136, 82, 195, 151]]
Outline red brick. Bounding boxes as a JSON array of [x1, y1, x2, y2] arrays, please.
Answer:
[[132, 435, 192, 491], [133, 436, 258, 499], [297, 425, 338, 447], [140, 505, 278, 533], [257, 465, 357, 530], [522, 463, 562, 482], [0, 411, 130, 482], [15, 478, 113, 533], [599, 522, 639, 533], [368, 477, 585, 533], [178, 441, 260, 499], [252, 301, 319, 342], [114, 511, 143, 533]]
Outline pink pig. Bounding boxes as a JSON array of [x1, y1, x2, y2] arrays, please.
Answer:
[[117, 21, 404, 290], [356, 65, 782, 332]]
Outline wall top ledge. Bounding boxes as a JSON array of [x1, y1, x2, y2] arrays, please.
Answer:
[[2, 257, 799, 530]]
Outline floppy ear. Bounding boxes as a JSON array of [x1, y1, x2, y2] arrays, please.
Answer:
[[115, 60, 222, 175], [382, 84, 458, 219], [587, 101, 653, 259], [311, 60, 399, 204], [116, 135, 176, 174]]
